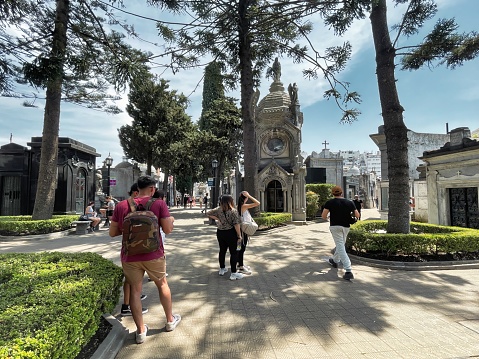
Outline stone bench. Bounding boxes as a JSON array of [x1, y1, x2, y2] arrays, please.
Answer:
[[71, 221, 92, 235]]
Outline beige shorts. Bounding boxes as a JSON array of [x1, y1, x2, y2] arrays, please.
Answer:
[[122, 257, 166, 284]]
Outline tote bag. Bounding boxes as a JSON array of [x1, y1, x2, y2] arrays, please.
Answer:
[[241, 209, 258, 236]]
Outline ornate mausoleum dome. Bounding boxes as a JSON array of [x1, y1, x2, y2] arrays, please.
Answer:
[[257, 81, 292, 114]]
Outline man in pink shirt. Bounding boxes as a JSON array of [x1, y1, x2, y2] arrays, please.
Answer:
[[109, 175, 180, 344]]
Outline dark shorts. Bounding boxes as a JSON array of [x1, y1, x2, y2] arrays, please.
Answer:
[[106, 210, 114, 216]]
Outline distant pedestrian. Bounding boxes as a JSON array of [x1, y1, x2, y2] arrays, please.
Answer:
[[237, 191, 260, 275], [353, 195, 363, 220], [321, 186, 359, 281], [103, 196, 115, 227], [110, 176, 181, 344], [201, 194, 208, 213], [207, 194, 244, 280]]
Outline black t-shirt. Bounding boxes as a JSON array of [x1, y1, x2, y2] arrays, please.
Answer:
[[353, 199, 363, 212], [324, 198, 356, 227], [203, 196, 208, 204]]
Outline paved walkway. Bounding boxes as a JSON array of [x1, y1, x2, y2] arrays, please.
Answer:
[[2, 208, 479, 358]]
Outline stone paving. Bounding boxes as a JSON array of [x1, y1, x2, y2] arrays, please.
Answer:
[[2, 208, 479, 358]]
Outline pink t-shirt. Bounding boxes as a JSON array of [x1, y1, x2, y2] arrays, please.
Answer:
[[112, 197, 170, 262]]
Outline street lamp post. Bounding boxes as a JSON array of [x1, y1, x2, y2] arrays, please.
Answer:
[[105, 153, 113, 196], [212, 159, 218, 207], [209, 159, 218, 225]]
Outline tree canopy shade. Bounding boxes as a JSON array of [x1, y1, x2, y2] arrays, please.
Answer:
[[151, 0, 361, 198], [322, 0, 479, 233], [119, 74, 194, 177], [0, 0, 180, 219]]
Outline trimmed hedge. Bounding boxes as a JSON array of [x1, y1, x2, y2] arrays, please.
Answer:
[[305, 184, 334, 210], [0, 215, 78, 236], [255, 212, 292, 229], [306, 191, 319, 220], [347, 220, 479, 257], [0, 252, 123, 359]]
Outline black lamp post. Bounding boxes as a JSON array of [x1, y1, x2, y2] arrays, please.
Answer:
[[212, 159, 218, 206], [209, 159, 218, 225], [105, 153, 113, 196]]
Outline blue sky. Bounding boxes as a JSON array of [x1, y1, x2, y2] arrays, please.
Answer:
[[1, 0, 478, 167]]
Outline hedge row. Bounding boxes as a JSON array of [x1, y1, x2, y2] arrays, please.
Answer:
[[347, 220, 479, 256], [255, 212, 292, 229], [0, 215, 78, 236], [0, 252, 123, 359]]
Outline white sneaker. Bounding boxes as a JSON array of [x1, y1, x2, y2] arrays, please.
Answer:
[[166, 314, 181, 332], [229, 272, 244, 280], [136, 324, 148, 344], [238, 266, 252, 274], [219, 268, 228, 276]]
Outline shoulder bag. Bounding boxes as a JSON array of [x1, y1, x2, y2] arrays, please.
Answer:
[[241, 209, 258, 236]]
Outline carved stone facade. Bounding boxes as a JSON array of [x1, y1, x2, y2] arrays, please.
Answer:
[[0, 137, 99, 215], [253, 58, 306, 221], [370, 126, 449, 218], [417, 127, 479, 228]]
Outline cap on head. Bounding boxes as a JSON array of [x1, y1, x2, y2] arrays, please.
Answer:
[[128, 183, 139, 196], [331, 186, 343, 196]]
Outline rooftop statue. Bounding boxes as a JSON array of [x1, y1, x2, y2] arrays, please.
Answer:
[[272, 57, 281, 82]]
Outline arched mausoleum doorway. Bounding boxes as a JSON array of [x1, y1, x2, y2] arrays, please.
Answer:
[[266, 180, 284, 212], [75, 169, 87, 214]]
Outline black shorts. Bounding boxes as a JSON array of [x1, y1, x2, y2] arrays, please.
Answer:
[[106, 210, 114, 216]]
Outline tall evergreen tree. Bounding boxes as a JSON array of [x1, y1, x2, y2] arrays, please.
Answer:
[[152, 1, 360, 199], [321, 0, 479, 233], [0, 0, 180, 219], [197, 61, 241, 204], [119, 74, 193, 176], [199, 61, 225, 129]]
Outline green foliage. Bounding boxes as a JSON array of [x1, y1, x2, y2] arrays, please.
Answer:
[[306, 191, 319, 220], [0, 252, 123, 359], [200, 61, 225, 124], [155, 1, 361, 121], [347, 220, 479, 257], [255, 212, 292, 229], [0, 215, 78, 236], [401, 18, 479, 70], [119, 74, 195, 175], [306, 183, 334, 209]]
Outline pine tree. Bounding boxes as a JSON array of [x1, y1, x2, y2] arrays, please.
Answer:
[[0, 0, 180, 219], [321, 0, 479, 233], [153, 0, 360, 199], [119, 74, 193, 176]]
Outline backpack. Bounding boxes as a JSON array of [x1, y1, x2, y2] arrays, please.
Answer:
[[122, 197, 161, 257]]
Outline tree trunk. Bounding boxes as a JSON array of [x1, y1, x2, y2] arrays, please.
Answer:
[[370, 0, 410, 233], [32, 0, 69, 220], [238, 0, 258, 204]]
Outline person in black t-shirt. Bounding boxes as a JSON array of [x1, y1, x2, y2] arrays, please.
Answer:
[[201, 194, 208, 214], [353, 195, 363, 220], [321, 186, 359, 280]]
